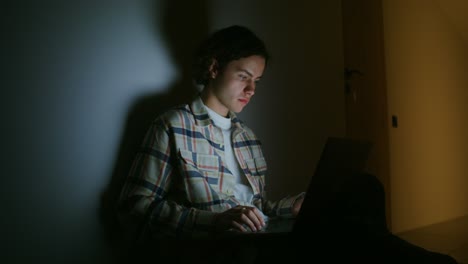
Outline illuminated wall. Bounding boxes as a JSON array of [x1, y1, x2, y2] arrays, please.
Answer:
[[208, 1, 346, 200], [3, 1, 345, 263], [382, 0, 468, 233]]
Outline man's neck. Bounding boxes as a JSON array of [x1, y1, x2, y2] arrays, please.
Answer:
[[200, 89, 229, 117]]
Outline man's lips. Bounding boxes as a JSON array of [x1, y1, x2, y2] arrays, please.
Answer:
[[238, 98, 249, 104]]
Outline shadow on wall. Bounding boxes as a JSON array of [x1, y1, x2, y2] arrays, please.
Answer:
[[99, 0, 211, 255]]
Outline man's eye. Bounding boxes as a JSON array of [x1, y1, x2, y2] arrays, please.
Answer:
[[239, 74, 248, 80]]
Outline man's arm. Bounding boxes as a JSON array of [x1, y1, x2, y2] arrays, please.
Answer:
[[118, 119, 218, 238], [260, 192, 306, 218]]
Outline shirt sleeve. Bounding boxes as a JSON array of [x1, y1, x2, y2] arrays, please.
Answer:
[[261, 192, 306, 218], [118, 119, 217, 239]]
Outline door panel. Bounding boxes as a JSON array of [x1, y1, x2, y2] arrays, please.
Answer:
[[342, 0, 392, 228]]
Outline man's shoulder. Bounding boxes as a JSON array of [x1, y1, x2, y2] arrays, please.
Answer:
[[161, 103, 191, 117], [154, 103, 192, 125]]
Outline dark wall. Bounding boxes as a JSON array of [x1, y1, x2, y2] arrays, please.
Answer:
[[2, 1, 344, 263]]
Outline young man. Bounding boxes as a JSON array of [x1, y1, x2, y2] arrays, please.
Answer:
[[118, 25, 304, 241]]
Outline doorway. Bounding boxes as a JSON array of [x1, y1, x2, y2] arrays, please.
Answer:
[[341, 0, 392, 228]]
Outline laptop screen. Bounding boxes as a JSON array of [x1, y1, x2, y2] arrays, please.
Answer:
[[293, 137, 373, 231]]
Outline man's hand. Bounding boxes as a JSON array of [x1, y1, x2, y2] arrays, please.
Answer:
[[292, 196, 304, 217], [213, 206, 266, 232]]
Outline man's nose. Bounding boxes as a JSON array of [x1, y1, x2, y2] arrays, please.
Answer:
[[245, 81, 255, 95]]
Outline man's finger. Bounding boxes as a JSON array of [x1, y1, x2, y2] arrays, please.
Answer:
[[242, 207, 265, 230], [240, 214, 258, 232], [232, 220, 247, 232]]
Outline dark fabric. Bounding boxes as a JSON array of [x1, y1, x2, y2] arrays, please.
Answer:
[[121, 173, 458, 264], [254, 173, 458, 264]]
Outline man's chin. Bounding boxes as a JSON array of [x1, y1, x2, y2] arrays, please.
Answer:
[[232, 107, 244, 114], [228, 105, 243, 114]]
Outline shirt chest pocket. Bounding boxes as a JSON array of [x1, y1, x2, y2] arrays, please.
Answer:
[[178, 149, 220, 186]]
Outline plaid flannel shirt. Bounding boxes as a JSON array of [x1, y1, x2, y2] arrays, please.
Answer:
[[119, 96, 302, 239]]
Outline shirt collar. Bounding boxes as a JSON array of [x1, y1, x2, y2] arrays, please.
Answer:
[[190, 95, 244, 130]]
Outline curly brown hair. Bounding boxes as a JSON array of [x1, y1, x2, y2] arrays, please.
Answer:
[[192, 25, 270, 87]]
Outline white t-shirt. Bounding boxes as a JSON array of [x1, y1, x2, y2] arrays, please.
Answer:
[[204, 106, 254, 205]]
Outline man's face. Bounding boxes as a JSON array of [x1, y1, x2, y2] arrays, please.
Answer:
[[207, 55, 265, 115]]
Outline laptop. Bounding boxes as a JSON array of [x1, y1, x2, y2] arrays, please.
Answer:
[[292, 136, 373, 233], [223, 136, 373, 236]]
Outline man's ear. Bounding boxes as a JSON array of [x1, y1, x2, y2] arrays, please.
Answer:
[[208, 59, 218, 79]]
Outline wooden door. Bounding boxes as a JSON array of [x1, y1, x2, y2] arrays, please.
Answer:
[[341, 0, 392, 228]]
